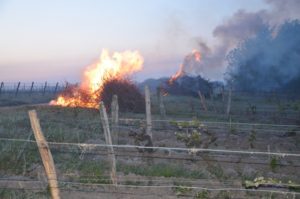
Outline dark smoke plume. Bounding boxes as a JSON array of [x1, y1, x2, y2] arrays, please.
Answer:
[[186, 0, 300, 82], [226, 20, 300, 92]]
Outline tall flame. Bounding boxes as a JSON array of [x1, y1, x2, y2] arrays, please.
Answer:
[[50, 49, 143, 108], [169, 49, 201, 84]]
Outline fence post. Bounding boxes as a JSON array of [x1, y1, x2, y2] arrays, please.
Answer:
[[157, 87, 166, 119], [54, 82, 59, 94], [198, 90, 208, 111], [43, 82, 47, 95], [99, 102, 117, 186], [111, 95, 119, 144], [0, 82, 4, 96], [28, 110, 60, 199], [145, 85, 152, 139], [29, 82, 34, 96], [226, 86, 232, 116], [15, 82, 21, 97], [222, 86, 225, 102]]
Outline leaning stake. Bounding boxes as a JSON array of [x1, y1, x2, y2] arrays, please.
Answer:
[[28, 110, 60, 199], [198, 90, 208, 112], [226, 86, 232, 116], [145, 85, 152, 138], [99, 102, 117, 186], [111, 95, 119, 144]]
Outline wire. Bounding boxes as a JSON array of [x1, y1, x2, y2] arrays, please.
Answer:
[[1, 137, 299, 158], [119, 118, 300, 128], [0, 179, 298, 196]]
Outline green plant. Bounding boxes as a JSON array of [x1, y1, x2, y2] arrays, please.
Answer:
[[248, 129, 256, 148], [173, 186, 192, 196], [270, 156, 278, 171], [216, 191, 231, 199], [207, 164, 225, 180], [175, 130, 202, 148], [243, 177, 300, 191], [246, 103, 257, 115], [194, 190, 209, 199]]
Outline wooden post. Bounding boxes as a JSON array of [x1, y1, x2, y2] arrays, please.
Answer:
[[111, 95, 119, 144], [145, 86, 152, 138], [15, 82, 21, 97], [29, 82, 34, 95], [54, 82, 59, 94], [99, 102, 117, 186], [226, 86, 232, 116], [198, 90, 208, 111], [0, 82, 4, 96], [28, 110, 60, 199], [222, 86, 225, 102], [43, 82, 47, 95], [157, 87, 166, 119]]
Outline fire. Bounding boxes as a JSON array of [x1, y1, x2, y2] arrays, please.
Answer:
[[50, 49, 144, 108], [169, 64, 185, 84], [169, 49, 201, 84], [192, 49, 201, 62]]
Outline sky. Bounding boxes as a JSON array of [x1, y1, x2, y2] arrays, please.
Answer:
[[0, 0, 269, 83]]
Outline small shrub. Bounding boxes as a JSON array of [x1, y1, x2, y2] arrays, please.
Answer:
[[248, 130, 256, 148], [194, 190, 209, 199], [173, 186, 192, 196], [270, 157, 278, 171]]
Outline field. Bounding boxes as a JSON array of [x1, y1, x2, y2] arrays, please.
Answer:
[[0, 88, 300, 198]]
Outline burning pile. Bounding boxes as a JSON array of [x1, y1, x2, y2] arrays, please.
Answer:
[[169, 50, 202, 84], [166, 50, 212, 97], [50, 49, 144, 109], [101, 78, 145, 112]]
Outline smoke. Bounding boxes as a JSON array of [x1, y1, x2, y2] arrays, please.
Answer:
[[265, 0, 300, 24], [227, 20, 300, 91], [180, 50, 202, 76], [182, 0, 300, 81]]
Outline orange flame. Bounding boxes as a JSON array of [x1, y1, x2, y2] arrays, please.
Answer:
[[50, 49, 144, 108], [169, 50, 201, 84], [169, 64, 185, 84]]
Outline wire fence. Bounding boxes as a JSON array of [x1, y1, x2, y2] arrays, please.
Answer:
[[1, 82, 300, 198]]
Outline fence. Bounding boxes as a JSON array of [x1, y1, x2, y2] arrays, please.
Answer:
[[0, 82, 72, 96], [0, 87, 299, 198]]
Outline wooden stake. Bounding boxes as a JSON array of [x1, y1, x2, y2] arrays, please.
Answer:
[[198, 90, 208, 111], [222, 86, 225, 102], [29, 82, 34, 96], [0, 82, 3, 96], [15, 82, 20, 97], [99, 102, 117, 186], [145, 86, 152, 138], [65, 82, 69, 90], [111, 95, 119, 144], [54, 82, 59, 94], [226, 86, 232, 116], [43, 82, 47, 95], [28, 110, 60, 199]]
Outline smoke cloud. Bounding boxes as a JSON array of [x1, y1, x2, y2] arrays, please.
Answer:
[[227, 20, 300, 91], [180, 0, 300, 82]]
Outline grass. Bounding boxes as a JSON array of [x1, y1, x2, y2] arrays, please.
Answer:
[[118, 163, 205, 179], [207, 164, 226, 180], [0, 189, 50, 199]]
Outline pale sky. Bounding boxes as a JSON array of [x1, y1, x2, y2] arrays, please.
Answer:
[[0, 0, 269, 83]]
